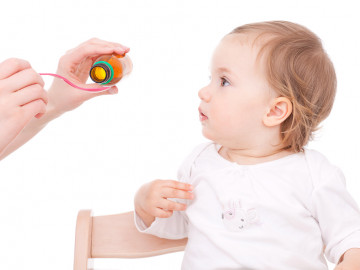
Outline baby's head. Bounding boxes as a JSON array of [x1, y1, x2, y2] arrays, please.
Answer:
[[198, 21, 336, 153]]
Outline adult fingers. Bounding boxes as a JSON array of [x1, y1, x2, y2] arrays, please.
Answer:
[[62, 38, 130, 67], [12, 84, 48, 106], [2, 68, 44, 93], [90, 85, 119, 96], [21, 99, 47, 123], [72, 37, 130, 54], [0, 58, 31, 80], [35, 112, 45, 119], [70, 83, 119, 97]]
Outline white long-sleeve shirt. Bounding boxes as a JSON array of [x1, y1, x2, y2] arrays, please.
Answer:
[[135, 142, 360, 269]]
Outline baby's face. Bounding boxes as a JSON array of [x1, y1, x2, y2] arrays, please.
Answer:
[[198, 34, 275, 148]]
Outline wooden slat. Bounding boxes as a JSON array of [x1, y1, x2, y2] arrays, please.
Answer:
[[74, 210, 93, 270], [91, 211, 187, 258]]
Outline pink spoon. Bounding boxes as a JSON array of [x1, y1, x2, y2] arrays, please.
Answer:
[[39, 73, 111, 92]]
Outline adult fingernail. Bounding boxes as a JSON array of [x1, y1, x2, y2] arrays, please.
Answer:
[[109, 86, 118, 94], [35, 113, 44, 119], [114, 47, 125, 55]]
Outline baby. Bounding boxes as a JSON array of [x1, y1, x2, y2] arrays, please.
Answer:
[[134, 21, 360, 269]]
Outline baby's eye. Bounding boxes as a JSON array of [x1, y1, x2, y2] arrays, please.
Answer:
[[221, 77, 230, 87]]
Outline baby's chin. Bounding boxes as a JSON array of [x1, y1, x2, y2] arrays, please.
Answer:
[[201, 129, 244, 148], [200, 128, 219, 144]]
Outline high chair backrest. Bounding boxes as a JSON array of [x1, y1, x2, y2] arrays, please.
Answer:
[[73, 210, 188, 270]]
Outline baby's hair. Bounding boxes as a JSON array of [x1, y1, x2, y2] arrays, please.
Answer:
[[228, 21, 337, 152]]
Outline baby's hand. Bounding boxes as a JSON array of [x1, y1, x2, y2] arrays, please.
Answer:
[[0, 58, 47, 154], [134, 180, 194, 227], [46, 38, 130, 116], [335, 248, 360, 270]]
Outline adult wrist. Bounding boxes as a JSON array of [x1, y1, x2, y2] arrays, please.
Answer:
[[39, 102, 65, 125]]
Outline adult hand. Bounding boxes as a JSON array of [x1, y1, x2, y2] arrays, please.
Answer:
[[0, 58, 47, 154], [47, 38, 130, 115]]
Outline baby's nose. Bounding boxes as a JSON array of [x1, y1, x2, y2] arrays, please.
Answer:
[[198, 86, 211, 102]]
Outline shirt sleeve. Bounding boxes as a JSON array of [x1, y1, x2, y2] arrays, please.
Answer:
[[134, 206, 189, 239], [310, 161, 360, 264]]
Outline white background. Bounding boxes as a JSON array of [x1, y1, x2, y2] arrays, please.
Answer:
[[0, 0, 359, 269]]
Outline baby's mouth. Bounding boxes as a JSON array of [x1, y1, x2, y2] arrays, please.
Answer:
[[198, 108, 208, 121]]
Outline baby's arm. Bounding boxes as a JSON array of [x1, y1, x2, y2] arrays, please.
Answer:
[[308, 152, 360, 266], [335, 248, 360, 269], [0, 38, 129, 160], [134, 179, 194, 227]]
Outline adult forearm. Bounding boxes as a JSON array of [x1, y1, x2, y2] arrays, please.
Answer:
[[0, 104, 62, 160]]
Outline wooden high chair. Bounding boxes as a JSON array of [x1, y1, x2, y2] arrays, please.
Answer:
[[73, 210, 188, 270]]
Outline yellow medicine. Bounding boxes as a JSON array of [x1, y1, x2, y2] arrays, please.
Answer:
[[91, 66, 107, 81]]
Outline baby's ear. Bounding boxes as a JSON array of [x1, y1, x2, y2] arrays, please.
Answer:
[[263, 97, 292, 127]]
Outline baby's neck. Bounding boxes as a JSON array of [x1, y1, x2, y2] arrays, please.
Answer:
[[218, 144, 295, 165]]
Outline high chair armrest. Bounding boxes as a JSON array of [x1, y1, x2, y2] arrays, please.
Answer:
[[74, 210, 187, 270], [91, 211, 187, 258], [74, 210, 93, 270]]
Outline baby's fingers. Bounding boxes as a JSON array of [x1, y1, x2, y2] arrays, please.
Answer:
[[162, 187, 194, 200], [162, 180, 194, 191], [153, 208, 173, 219], [143, 202, 174, 218], [159, 199, 188, 212]]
